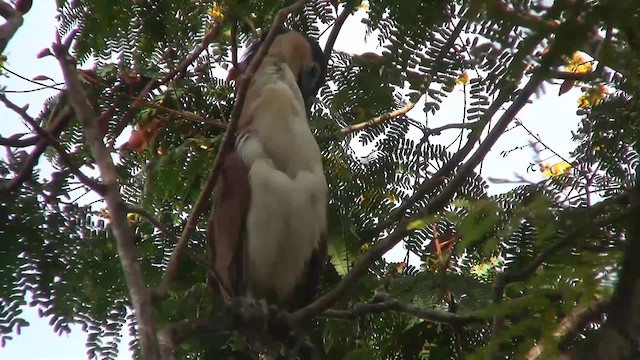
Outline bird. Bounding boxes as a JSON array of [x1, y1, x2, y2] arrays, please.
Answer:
[[207, 28, 329, 315]]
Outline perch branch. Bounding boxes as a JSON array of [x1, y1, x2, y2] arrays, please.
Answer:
[[53, 37, 161, 359], [294, 44, 556, 322], [155, 0, 309, 299]]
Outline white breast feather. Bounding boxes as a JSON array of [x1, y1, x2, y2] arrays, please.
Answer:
[[238, 63, 327, 301]]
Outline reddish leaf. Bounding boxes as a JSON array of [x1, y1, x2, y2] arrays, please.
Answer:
[[124, 120, 162, 152], [558, 79, 575, 96], [32, 75, 53, 82]]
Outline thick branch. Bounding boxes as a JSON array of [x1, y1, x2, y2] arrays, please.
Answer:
[[53, 41, 161, 359], [0, 1, 24, 53], [526, 298, 608, 360], [155, 0, 309, 299]]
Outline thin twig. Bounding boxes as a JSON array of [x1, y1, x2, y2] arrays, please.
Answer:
[[0, 95, 103, 194], [154, 0, 309, 300], [337, 100, 420, 138], [323, 294, 485, 326], [231, 21, 238, 67], [2, 66, 65, 91], [109, 23, 226, 145], [0, 94, 104, 193], [0, 133, 38, 147], [53, 35, 161, 360], [127, 205, 232, 295], [323, 4, 353, 59], [131, 97, 226, 129], [425, 122, 477, 136]]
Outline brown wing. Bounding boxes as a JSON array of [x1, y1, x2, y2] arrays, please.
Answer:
[[286, 233, 328, 311], [207, 151, 250, 300]]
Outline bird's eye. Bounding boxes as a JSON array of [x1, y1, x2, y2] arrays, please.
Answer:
[[308, 62, 321, 82]]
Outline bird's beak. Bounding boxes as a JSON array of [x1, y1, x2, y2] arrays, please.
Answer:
[[298, 62, 322, 111]]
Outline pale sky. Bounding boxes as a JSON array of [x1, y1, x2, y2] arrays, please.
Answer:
[[0, 2, 582, 359]]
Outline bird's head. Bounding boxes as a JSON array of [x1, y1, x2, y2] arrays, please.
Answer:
[[228, 28, 328, 110]]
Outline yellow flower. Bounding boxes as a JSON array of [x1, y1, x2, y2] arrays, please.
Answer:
[[577, 95, 590, 108], [455, 71, 469, 85], [127, 213, 140, 225], [541, 161, 572, 178], [587, 85, 606, 107], [565, 52, 592, 73], [577, 85, 607, 108], [592, 144, 604, 154], [360, 243, 370, 252], [357, 0, 369, 11], [208, 2, 224, 22]]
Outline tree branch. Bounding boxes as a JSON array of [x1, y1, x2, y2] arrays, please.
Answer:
[[130, 97, 226, 130], [337, 100, 419, 138], [52, 37, 161, 359], [109, 22, 225, 145], [294, 33, 560, 322], [424, 122, 478, 136], [323, 293, 486, 326], [526, 297, 608, 360], [0, 94, 104, 194], [154, 0, 309, 300], [0, 133, 39, 147], [323, 4, 353, 59], [563, 171, 640, 359], [0, 1, 24, 53]]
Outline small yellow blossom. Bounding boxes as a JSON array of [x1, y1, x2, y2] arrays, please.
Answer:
[[358, 1, 369, 11], [455, 71, 469, 85], [578, 85, 606, 108], [577, 95, 590, 108], [127, 213, 140, 225], [208, 2, 224, 22], [565, 52, 592, 74], [592, 144, 604, 154], [540, 161, 572, 178]]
